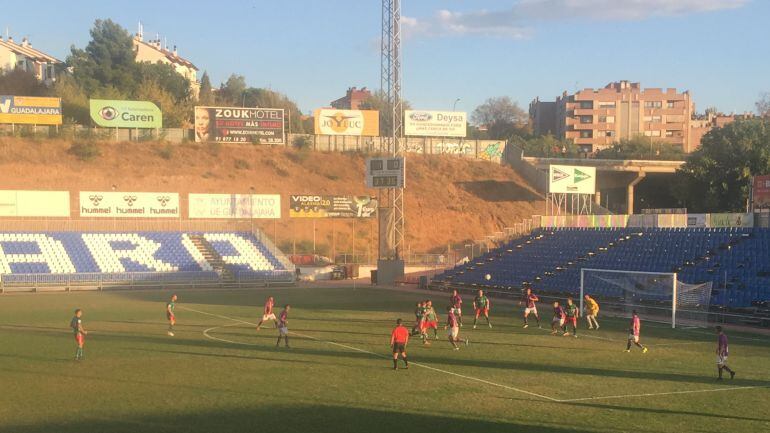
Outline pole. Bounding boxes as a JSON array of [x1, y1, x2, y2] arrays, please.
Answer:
[[672, 273, 678, 329], [313, 219, 316, 254]]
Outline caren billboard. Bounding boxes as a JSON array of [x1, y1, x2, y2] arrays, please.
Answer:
[[90, 99, 162, 128], [313, 109, 379, 136], [0, 96, 62, 125], [404, 110, 466, 137]]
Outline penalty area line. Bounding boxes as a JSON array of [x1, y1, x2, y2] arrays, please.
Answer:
[[558, 385, 769, 403], [180, 306, 559, 402]]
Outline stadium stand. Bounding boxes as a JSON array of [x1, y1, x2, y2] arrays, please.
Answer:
[[433, 227, 770, 312], [0, 231, 293, 286]]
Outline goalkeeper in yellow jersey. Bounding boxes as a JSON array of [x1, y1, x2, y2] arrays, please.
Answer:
[[583, 294, 600, 330]]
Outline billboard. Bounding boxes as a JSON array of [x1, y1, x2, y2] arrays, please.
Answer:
[[549, 165, 596, 194], [90, 99, 162, 128], [404, 110, 466, 137], [0, 190, 70, 217], [366, 157, 405, 189], [753, 175, 770, 209], [289, 195, 377, 218], [0, 96, 62, 125], [188, 194, 281, 219], [313, 109, 379, 136], [79, 192, 179, 218], [194, 106, 285, 144]]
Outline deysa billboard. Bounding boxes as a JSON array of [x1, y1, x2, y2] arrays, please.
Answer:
[[404, 110, 466, 137], [80, 192, 180, 218], [289, 195, 377, 218], [194, 106, 285, 144]]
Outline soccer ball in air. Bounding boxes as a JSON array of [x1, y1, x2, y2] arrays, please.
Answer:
[[485, 274, 492, 281]]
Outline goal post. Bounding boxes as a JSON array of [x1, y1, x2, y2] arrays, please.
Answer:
[[580, 268, 713, 329]]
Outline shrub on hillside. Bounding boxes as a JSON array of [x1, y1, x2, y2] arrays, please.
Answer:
[[293, 135, 312, 150], [234, 159, 251, 170], [156, 143, 174, 160], [68, 141, 102, 161]]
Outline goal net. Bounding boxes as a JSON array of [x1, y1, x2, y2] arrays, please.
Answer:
[[580, 268, 713, 328]]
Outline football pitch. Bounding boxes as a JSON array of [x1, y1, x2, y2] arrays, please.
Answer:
[[0, 286, 768, 433]]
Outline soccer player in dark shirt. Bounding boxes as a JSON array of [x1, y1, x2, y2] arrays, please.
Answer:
[[521, 288, 541, 328], [276, 305, 291, 348], [70, 309, 87, 361], [716, 326, 736, 380]]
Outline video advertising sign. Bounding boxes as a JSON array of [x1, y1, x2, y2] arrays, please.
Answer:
[[289, 195, 377, 218]]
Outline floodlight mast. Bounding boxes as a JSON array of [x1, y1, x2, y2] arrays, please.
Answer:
[[380, 0, 405, 261]]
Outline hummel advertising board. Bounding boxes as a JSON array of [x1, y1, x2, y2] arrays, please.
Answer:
[[548, 165, 596, 194], [0, 96, 62, 125], [90, 99, 162, 128], [80, 192, 180, 218], [188, 194, 281, 219], [194, 106, 285, 144], [404, 110, 466, 137]]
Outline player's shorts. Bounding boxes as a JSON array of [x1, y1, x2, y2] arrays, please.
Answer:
[[425, 320, 438, 329], [475, 308, 489, 316], [524, 307, 538, 315], [448, 326, 459, 339], [418, 320, 427, 331], [167, 313, 175, 322], [75, 333, 85, 345], [566, 317, 577, 326], [262, 313, 277, 322], [552, 317, 565, 327], [716, 355, 728, 365], [628, 333, 639, 343], [278, 325, 289, 336], [392, 342, 406, 353]]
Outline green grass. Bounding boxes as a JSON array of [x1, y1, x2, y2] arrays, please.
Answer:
[[0, 287, 768, 433]]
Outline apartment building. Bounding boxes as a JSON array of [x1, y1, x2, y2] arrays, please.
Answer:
[[330, 86, 372, 110], [531, 81, 696, 153], [133, 28, 199, 97], [0, 36, 62, 85]]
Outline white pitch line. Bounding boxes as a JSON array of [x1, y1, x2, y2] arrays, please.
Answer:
[[181, 306, 559, 402], [558, 385, 769, 403]]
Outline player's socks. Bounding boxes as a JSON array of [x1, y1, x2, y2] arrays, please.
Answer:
[[285, 336, 290, 348], [393, 359, 398, 370], [626, 341, 632, 351], [402, 357, 408, 368]]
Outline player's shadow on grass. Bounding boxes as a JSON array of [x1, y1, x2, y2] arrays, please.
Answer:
[[127, 347, 319, 364], [567, 401, 770, 424], [0, 402, 586, 433]]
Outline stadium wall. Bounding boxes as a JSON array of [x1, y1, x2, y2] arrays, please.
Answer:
[[537, 212, 756, 229]]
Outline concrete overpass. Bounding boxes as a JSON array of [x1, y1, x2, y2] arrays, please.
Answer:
[[522, 157, 685, 214]]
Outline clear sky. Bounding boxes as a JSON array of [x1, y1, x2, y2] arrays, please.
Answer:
[[3, 0, 768, 115]]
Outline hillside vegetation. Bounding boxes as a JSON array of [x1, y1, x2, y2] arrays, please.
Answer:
[[0, 138, 544, 255]]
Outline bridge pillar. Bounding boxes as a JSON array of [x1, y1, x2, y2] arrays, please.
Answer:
[[627, 172, 646, 214], [594, 190, 601, 206]]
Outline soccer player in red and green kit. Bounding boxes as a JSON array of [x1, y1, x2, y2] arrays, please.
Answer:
[[166, 294, 177, 336], [473, 289, 491, 329], [70, 309, 87, 361], [423, 300, 439, 341], [563, 297, 579, 338]]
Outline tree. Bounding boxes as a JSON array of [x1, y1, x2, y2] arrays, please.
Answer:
[[757, 92, 770, 118], [509, 134, 580, 157], [471, 97, 529, 140], [594, 135, 685, 160], [53, 75, 90, 124], [673, 118, 770, 212], [217, 74, 247, 106], [198, 71, 214, 105], [358, 89, 411, 137], [67, 19, 140, 95], [0, 69, 51, 96]]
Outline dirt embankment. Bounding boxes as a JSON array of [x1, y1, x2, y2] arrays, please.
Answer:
[[0, 138, 544, 256]]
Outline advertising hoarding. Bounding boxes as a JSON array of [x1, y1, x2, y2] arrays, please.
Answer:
[[313, 109, 379, 136], [79, 192, 179, 218], [194, 106, 285, 144], [753, 175, 770, 209], [0, 190, 70, 217], [404, 110, 466, 137], [289, 195, 377, 218], [89, 99, 162, 128], [548, 165, 596, 194], [0, 96, 62, 125], [188, 194, 281, 219]]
